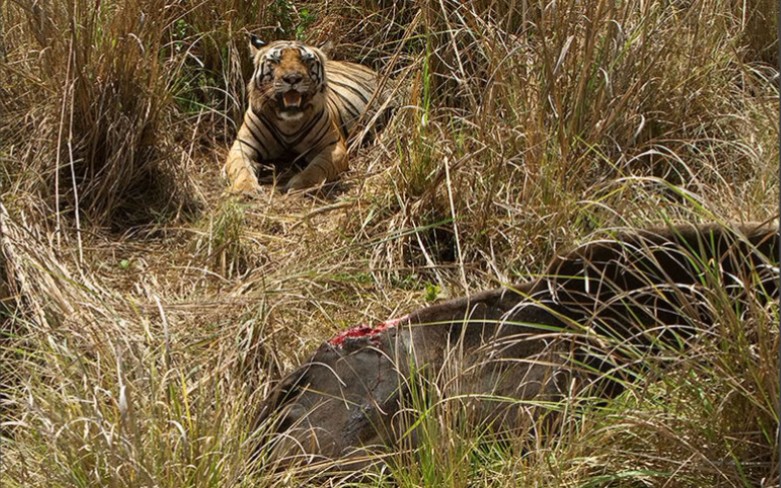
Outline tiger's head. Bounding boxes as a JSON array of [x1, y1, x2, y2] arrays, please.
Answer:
[[248, 36, 328, 122]]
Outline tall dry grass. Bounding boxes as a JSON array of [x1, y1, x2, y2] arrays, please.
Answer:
[[0, 0, 297, 228], [1, 0, 778, 486]]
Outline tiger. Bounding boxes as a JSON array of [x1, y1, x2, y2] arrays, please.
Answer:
[[224, 36, 385, 192]]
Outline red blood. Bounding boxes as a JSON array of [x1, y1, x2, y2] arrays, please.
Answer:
[[328, 316, 407, 348]]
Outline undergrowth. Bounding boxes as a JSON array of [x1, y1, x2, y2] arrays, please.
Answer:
[[1, 0, 778, 486]]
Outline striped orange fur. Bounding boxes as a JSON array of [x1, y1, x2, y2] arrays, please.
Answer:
[[224, 37, 382, 192]]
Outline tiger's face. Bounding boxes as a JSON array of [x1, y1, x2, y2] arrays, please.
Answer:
[[249, 37, 328, 122]]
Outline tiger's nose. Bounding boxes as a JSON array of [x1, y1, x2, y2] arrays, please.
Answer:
[[283, 73, 303, 85]]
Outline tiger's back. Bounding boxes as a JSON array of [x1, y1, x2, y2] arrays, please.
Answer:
[[324, 59, 381, 140]]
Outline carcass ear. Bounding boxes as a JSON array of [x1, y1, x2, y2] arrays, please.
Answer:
[[254, 367, 309, 429]]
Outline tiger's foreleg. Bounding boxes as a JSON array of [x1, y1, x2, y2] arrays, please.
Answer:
[[285, 139, 347, 191], [223, 131, 262, 194]]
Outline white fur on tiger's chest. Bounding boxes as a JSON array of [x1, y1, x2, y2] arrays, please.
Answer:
[[277, 111, 305, 123]]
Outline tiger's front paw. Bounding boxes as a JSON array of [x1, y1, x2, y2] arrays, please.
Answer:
[[284, 173, 325, 192], [229, 175, 262, 195]]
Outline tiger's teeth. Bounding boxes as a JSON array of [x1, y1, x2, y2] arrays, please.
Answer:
[[283, 91, 302, 108]]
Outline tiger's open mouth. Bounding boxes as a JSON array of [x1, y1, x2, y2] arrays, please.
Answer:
[[281, 91, 303, 111]]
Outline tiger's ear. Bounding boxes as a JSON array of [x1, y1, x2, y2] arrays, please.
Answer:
[[249, 34, 267, 52], [317, 40, 334, 58]]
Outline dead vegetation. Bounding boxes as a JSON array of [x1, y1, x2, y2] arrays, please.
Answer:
[[1, 0, 778, 486]]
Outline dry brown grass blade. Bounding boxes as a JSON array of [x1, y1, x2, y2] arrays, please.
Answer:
[[0, 203, 75, 323]]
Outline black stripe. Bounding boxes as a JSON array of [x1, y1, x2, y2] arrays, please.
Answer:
[[276, 122, 302, 138], [330, 69, 376, 93], [329, 79, 370, 105], [258, 113, 287, 149], [330, 88, 362, 118], [332, 66, 376, 83], [291, 108, 327, 146], [331, 89, 363, 116], [238, 137, 262, 154], [325, 98, 350, 139], [244, 115, 271, 156], [305, 116, 338, 150]]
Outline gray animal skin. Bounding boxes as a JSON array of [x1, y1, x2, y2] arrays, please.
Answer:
[[253, 222, 779, 473]]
